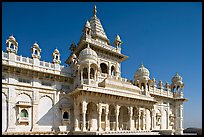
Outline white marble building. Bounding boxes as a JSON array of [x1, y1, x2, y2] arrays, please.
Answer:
[[2, 5, 187, 135]]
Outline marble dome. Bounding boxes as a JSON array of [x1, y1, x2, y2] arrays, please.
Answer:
[[135, 64, 150, 78], [78, 45, 97, 62]]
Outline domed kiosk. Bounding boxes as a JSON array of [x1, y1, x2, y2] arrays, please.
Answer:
[[78, 44, 99, 85], [134, 64, 150, 95]]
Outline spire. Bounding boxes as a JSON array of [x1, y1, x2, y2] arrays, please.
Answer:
[[89, 5, 110, 44], [93, 5, 97, 16]]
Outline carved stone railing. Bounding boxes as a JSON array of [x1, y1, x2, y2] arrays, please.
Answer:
[[90, 38, 121, 53], [2, 51, 68, 74], [149, 86, 174, 98]]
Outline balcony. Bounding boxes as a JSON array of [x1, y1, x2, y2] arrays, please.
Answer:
[[18, 117, 29, 123]]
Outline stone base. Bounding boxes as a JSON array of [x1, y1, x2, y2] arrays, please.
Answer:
[[175, 128, 183, 135]]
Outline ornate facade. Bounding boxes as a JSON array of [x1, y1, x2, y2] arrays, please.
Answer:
[[2, 5, 187, 135]]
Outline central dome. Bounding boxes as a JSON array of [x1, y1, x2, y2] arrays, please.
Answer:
[[135, 64, 150, 79], [79, 44, 98, 62]]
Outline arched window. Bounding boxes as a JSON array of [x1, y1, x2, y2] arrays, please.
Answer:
[[63, 111, 69, 120], [90, 68, 95, 79], [83, 68, 88, 79], [100, 63, 108, 74], [21, 109, 28, 117], [56, 55, 58, 60], [34, 49, 38, 55], [10, 43, 14, 49], [111, 66, 115, 76]]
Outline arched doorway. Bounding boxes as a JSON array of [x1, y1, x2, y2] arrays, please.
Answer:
[[133, 107, 139, 130], [119, 106, 129, 130], [109, 105, 116, 131], [162, 109, 168, 129], [86, 102, 98, 131]]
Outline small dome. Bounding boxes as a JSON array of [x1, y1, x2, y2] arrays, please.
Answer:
[[85, 20, 91, 28], [115, 34, 121, 42], [172, 72, 183, 83], [135, 64, 150, 78], [33, 42, 39, 48], [9, 35, 16, 41], [79, 45, 97, 62], [54, 48, 59, 53]]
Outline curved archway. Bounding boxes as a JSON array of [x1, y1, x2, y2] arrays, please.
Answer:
[[109, 105, 116, 131], [155, 109, 162, 130], [111, 66, 115, 76], [86, 102, 98, 131], [83, 68, 88, 79], [119, 106, 129, 130], [90, 68, 95, 79], [133, 107, 139, 130], [16, 93, 32, 131], [37, 96, 53, 131]]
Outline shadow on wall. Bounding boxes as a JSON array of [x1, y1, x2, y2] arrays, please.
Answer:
[[36, 106, 54, 126], [36, 96, 73, 131]]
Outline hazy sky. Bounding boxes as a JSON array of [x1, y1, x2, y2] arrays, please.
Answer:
[[2, 2, 202, 128]]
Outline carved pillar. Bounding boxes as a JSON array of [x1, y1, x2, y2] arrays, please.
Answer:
[[115, 105, 120, 131], [142, 110, 145, 130], [108, 62, 111, 75], [31, 90, 39, 131], [129, 106, 133, 130], [98, 103, 102, 131], [175, 101, 184, 135], [150, 109, 154, 130], [105, 105, 109, 131], [88, 63, 90, 84], [82, 101, 87, 131], [74, 99, 80, 131], [153, 110, 156, 129], [138, 108, 141, 130]]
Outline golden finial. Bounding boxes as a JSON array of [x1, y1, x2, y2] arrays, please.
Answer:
[[94, 5, 97, 16]]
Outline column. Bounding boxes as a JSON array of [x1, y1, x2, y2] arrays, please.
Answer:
[[98, 104, 102, 131], [175, 102, 184, 135], [153, 110, 156, 130], [138, 108, 141, 130], [142, 110, 145, 130], [150, 109, 154, 130], [129, 106, 133, 130], [74, 100, 80, 131], [7, 87, 16, 132], [80, 70, 83, 84], [31, 90, 39, 131], [82, 101, 87, 131], [105, 105, 109, 131], [115, 105, 120, 131], [88, 63, 90, 84], [108, 62, 111, 75]]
